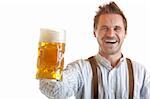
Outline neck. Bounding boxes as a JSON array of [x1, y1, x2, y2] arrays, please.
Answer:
[[99, 51, 122, 68]]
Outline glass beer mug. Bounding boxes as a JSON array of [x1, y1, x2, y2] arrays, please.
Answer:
[[36, 28, 66, 81]]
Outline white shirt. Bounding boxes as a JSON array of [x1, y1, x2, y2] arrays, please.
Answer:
[[39, 54, 150, 99]]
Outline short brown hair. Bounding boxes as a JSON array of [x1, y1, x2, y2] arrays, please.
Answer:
[[94, 2, 127, 31]]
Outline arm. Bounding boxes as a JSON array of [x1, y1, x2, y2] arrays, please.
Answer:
[[140, 69, 150, 99], [39, 62, 84, 99]]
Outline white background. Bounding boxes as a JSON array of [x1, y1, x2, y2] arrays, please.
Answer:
[[0, 0, 149, 99]]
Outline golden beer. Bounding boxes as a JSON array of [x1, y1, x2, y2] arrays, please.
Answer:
[[36, 28, 65, 80]]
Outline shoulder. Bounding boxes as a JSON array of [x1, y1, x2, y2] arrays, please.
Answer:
[[131, 60, 145, 71], [130, 59, 150, 82], [66, 58, 90, 69], [129, 59, 150, 75], [130, 59, 148, 76], [65, 58, 92, 75]]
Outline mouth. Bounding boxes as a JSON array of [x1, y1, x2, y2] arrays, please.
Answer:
[[104, 39, 118, 44]]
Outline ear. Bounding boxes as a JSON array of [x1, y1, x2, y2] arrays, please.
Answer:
[[94, 31, 96, 37]]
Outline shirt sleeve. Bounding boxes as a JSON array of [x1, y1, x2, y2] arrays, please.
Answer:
[[140, 69, 150, 99], [39, 61, 84, 99]]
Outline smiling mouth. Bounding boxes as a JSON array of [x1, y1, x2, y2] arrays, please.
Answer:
[[105, 39, 117, 44]]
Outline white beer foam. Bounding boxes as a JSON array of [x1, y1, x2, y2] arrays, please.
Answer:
[[40, 28, 66, 43]]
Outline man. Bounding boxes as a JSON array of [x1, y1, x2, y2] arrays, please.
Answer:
[[39, 2, 150, 99]]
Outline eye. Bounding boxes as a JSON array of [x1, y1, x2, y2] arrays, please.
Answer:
[[100, 26, 108, 32], [114, 26, 121, 32]]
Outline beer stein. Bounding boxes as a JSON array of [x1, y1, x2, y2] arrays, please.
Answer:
[[36, 28, 66, 81]]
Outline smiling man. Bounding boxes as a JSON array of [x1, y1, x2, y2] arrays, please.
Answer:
[[94, 13, 126, 67], [39, 2, 150, 99]]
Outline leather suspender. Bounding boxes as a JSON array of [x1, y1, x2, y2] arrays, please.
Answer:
[[126, 58, 134, 99], [88, 56, 134, 99], [88, 56, 98, 99]]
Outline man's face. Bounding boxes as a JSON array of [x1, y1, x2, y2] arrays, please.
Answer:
[[94, 14, 126, 55]]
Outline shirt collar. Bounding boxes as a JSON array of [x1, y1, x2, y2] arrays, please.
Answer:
[[95, 53, 125, 70]]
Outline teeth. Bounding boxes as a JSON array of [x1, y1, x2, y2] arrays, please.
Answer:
[[105, 39, 117, 43]]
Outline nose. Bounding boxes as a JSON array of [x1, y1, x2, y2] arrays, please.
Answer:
[[106, 28, 114, 37]]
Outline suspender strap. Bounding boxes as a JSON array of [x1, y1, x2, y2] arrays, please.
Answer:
[[88, 56, 134, 99], [126, 58, 134, 99], [88, 56, 98, 99]]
